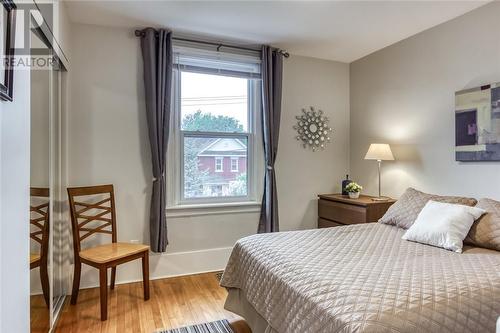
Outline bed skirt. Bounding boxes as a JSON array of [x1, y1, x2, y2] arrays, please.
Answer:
[[224, 288, 277, 333]]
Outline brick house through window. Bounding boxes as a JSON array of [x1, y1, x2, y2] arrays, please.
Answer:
[[197, 138, 247, 196]]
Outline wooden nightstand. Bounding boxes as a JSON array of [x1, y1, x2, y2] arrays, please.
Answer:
[[318, 194, 396, 228]]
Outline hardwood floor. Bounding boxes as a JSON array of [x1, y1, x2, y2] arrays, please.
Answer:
[[51, 272, 242, 333], [30, 295, 50, 333]]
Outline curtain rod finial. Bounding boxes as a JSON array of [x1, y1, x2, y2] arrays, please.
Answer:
[[135, 30, 143, 37], [279, 50, 290, 58]]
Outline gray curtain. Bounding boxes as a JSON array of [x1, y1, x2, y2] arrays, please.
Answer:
[[258, 46, 284, 233], [140, 28, 172, 252]]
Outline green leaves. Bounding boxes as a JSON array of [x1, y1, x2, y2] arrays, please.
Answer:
[[182, 110, 244, 133]]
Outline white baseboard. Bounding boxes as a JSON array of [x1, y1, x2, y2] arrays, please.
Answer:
[[30, 246, 234, 294], [75, 246, 233, 290]]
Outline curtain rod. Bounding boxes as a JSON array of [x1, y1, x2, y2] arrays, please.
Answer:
[[134, 30, 290, 58]]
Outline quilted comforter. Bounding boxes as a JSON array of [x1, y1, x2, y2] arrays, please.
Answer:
[[221, 223, 500, 333]]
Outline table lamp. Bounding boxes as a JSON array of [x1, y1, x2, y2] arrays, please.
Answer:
[[364, 143, 394, 200]]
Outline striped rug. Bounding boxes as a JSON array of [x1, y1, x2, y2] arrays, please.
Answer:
[[157, 319, 233, 333]]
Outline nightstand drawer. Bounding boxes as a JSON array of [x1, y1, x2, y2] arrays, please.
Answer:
[[318, 199, 366, 225], [318, 218, 343, 228], [317, 194, 395, 229]]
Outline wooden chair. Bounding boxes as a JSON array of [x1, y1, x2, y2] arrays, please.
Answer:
[[67, 184, 150, 321], [30, 187, 50, 308]]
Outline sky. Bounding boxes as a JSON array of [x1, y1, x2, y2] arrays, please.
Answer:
[[181, 71, 249, 131]]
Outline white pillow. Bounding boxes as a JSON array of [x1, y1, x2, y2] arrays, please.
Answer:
[[402, 200, 485, 253]]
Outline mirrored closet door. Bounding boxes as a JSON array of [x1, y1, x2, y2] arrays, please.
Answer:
[[29, 33, 51, 332], [30, 23, 68, 333]]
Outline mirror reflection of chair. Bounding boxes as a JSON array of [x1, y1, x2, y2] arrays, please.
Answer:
[[67, 184, 150, 321], [30, 187, 50, 308]]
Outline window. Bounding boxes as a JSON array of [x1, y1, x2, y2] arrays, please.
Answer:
[[170, 45, 262, 205], [230, 157, 239, 172], [209, 184, 223, 196], [215, 157, 224, 172]]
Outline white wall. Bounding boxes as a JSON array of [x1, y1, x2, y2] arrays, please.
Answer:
[[0, 44, 31, 333], [68, 23, 350, 288], [350, 1, 500, 200], [279, 55, 350, 230]]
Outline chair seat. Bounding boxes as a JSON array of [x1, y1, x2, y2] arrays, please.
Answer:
[[79, 242, 149, 264], [30, 253, 40, 265]]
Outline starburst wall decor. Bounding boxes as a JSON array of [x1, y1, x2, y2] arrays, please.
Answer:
[[293, 106, 332, 152]]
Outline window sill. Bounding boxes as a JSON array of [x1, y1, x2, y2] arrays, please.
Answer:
[[166, 201, 261, 218]]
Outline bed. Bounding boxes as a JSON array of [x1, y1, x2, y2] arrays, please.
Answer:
[[220, 223, 500, 333]]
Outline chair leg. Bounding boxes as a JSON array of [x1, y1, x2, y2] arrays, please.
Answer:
[[70, 260, 82, 305], [142, 252, 150, 301], [99, 267, 108, 321], [110, 267, 116, 290], [39, 263, 50, 308]]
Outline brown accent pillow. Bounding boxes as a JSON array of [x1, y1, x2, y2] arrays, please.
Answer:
[[378, 187, 477, 229], [464, 198, 500, 251]]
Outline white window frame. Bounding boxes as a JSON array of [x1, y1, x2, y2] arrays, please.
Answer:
[[166, 52, 264, 211], [215, 156, 224, 172], [230, 157, 239, 172]]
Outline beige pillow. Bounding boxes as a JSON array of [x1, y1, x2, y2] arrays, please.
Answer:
[[464, 198, 500, 251], [379, 187, 477, 229]]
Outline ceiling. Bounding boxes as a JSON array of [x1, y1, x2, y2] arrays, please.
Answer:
[[64, 1, 488, 63]]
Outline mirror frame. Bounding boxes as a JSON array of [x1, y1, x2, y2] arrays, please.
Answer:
[[0, 0, 16, 101]]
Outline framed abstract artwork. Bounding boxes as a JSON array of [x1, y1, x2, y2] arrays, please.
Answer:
[[0, 0, 15, 101], [455, 83, 500, 161]]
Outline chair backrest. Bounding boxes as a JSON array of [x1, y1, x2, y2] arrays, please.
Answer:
[[30, 187, 50, 261], [67, 184, 117, 254]]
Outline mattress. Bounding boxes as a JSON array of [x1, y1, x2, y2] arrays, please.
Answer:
[[220, 223, 500, 333]]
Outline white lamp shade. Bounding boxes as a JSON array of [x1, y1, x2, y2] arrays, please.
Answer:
[[364, 143, 394, 161]]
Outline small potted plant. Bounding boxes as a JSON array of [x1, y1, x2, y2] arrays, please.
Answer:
[[345, 182, 362, 199]]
